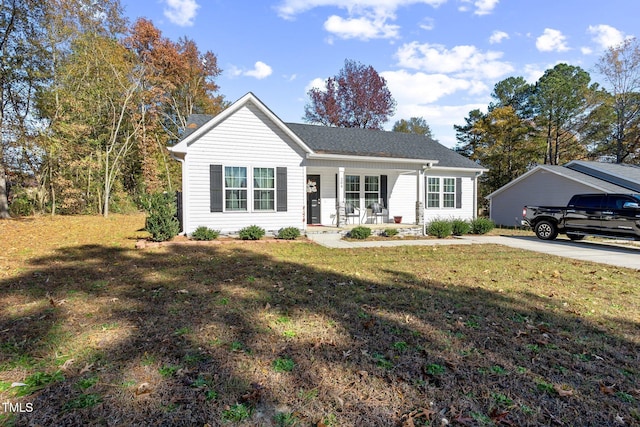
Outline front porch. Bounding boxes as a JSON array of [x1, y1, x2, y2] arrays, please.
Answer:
[[305, 165, 426, 228], [305, 222, 424, 237]]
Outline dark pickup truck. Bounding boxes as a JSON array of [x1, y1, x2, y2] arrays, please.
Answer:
[[522, 193, 640, 241]]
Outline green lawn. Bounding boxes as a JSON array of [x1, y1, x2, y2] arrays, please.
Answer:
[[0, 215, 638, 426]]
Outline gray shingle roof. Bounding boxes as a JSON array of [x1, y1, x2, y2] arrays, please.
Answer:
[[181, 114, 214, 139], [541, 165, 634, 193], [180, 114, 482, 169], [285, 123, 482, 169], [566, 160, 640, 192]]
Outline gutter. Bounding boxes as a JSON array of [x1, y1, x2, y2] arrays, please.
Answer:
[[306, 152, 439, 165]]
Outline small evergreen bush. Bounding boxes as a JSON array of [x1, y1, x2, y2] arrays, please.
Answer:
[[349, 226, 371, 239], [238, 225, 265, 240], [383, 228, 399, 237], [451, 219, 471, 236], [9, 191, 34, 217], [427, 219, 452, 238], [191, 226, 220, 241], [143, 192, 180, 242], [277, 227, 300, 240], [470, 217, 495, 234]]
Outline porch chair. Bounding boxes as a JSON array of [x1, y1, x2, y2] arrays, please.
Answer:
[[345, 202, 361, 224], [367, 202, 385, 224]]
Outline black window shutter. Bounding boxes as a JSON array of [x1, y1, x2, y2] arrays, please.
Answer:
[[456, 177, 462, 209], [380, 175, 388, 208], [276, 167, 287, 212], [210, 165, 223, 212]]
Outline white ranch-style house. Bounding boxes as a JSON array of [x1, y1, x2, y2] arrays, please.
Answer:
[[169, 92, 487, 235]]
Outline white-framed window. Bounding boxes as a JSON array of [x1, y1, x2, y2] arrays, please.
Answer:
[[225, 166, 247, 211], [212, 165, 286, 213], [427, 176, 458, 209], [345, 175, 360, 209], [443, 178, 455, 208], [253, 167, 275, 210], [364, 176, 379, 208], [427, 177, 440, 208]]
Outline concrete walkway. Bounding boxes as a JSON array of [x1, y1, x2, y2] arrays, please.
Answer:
[[306, 233, 640, 270]]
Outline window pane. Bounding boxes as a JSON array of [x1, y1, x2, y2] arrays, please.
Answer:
[[254, 189, 274, 210], [365, 176, 379, 192], [443, 178, 455, 193], [443, 194, 455, 208], [253, 168, 274, 189], [428, 177, 440, 192], [225, 189, 247, 210], [428, 193, 440, 208], [345, 175, 360, 192], [225, 166, 247, 188], [345, 193, 360, 209]]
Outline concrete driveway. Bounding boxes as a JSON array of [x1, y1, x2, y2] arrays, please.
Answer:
[[307, 233, 640, 270], [464, 235, 640, 270]]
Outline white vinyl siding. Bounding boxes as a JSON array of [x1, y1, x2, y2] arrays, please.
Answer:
[[183, 102, 306, 234]]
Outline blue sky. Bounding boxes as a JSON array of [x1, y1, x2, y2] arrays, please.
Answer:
[[118, 0, 637, 147]]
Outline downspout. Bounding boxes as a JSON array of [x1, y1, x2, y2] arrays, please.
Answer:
[[420, 164, 431, 236], [474, 170, 484, 219]]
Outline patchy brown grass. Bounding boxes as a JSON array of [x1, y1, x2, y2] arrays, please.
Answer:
[[0, 215, 639, 426]]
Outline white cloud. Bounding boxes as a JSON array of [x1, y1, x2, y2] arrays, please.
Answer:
[[522, 64, 546, 83], [473, 0, 499, 15], [275, 0, 447, 20], [536, 28, 569, 52], [275, 0, 447, 40], [244, 62, 273, 79], [419, 17, 435, 31], [228, 65, 243, 78], [458, 0, 499, 15], [489, 30, 509, 44], [163, 0, 199, 26], [305, 78, 326, 93], [324, 15, 400, 39], [588, 24, 628, 50], [395, 42, 513, 80], [381, 70, 488, 104]]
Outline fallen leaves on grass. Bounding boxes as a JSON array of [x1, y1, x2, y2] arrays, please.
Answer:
[[400, 407, 435, 427], [554, 384, 574, 397]]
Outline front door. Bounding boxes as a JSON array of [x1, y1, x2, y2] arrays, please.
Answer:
[[306, 175, 321, 224]]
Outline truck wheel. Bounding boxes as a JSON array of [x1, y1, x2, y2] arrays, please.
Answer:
[[534, 220, 558, 240], [567, 233, 585, 241]]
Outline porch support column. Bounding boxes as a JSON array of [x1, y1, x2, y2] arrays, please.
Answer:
[[337, 167, 346, 227], [416, 168, 425, 226]]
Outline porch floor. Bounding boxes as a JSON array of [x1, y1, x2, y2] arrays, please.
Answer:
[[305, 223, 422, 235]]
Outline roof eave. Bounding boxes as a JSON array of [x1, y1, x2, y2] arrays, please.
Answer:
[[306, 152, 440, 165]]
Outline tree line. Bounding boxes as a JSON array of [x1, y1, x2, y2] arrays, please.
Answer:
[[454, 39, 640, 203], [1, 0, 226, 218], [2, 0, 638, 218]]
